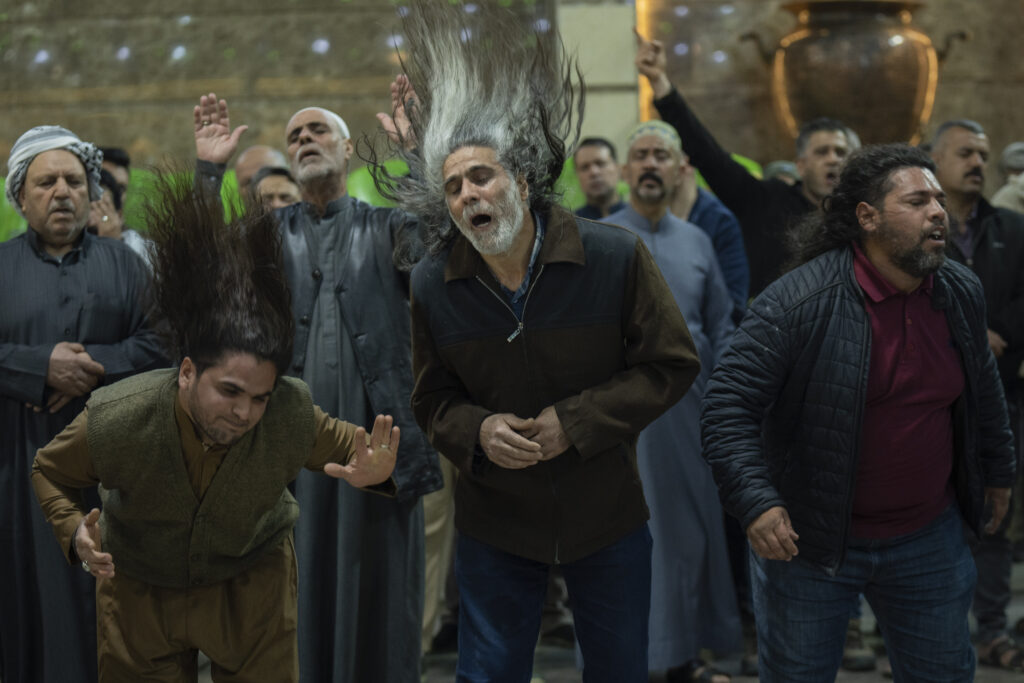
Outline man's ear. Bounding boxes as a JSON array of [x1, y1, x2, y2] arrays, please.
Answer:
[[179, 357, 196, 391], [856, 201, 880, 234], [517, 174, 529, 203]]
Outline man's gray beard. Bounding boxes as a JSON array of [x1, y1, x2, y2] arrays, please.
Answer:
[[454, 183, 525, 256]]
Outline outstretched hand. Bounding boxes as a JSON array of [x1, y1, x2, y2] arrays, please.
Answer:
[[375, 75, 418, 149], [325, 414, 398, 488], [634, 27, 672, 99], [194, 92, 248, 164], [76, 508, 115, 579]]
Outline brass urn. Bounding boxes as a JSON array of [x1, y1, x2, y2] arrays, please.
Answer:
[[743, 0, 966, 144]]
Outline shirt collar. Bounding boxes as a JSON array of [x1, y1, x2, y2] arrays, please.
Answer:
[[852, 242, 933, 302], [444, 206, 586, 282], [25, 226, 89, 263]]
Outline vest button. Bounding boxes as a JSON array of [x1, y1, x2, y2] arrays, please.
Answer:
[[299, 315, 310, 326], [312, 269, 322, 281], [294, 364, 304, 373]]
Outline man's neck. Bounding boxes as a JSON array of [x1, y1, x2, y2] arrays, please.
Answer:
[[482, 212, 537, 292], [672, 179, 698, 220], [301, 175, 347, 216], [629, 199, 669, 227], [862, 241, 923, 294], [945, 191, 979, 232], [800, 184, 823, 209], [588, 192, 620, 217]]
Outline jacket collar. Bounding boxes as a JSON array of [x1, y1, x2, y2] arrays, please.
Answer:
[[443, 206, 586, 283]]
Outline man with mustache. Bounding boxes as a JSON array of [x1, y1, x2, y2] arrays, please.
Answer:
[[605, 120, 738, 682], [702, 144, 1014, 681], [928, 119, 1024, 673], [0, 126, 165, 682], [375, 2, 701, 677], [635, 30, 857, 299], [194, 94, 441, 682]]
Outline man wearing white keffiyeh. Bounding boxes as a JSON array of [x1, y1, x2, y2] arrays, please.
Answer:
[[0, 125, 164, 683]]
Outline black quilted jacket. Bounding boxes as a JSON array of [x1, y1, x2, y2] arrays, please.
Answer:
[[701, 246, 1015, 575]]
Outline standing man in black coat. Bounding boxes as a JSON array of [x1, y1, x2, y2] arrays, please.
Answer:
[[702, 144, 1014, 682], [929, 118, 1024, 672]]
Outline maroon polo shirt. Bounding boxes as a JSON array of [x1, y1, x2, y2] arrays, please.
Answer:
[[850, 244, 963, 538]]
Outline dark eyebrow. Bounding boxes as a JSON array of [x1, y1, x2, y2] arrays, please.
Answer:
[[444, 164, 493, 187], [220, 380, 272, 400]]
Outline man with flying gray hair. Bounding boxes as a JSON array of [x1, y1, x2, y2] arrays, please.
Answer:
[[193, 92, 441, 681], [370, 2, 701, 678], [0, 125, 164, 682]]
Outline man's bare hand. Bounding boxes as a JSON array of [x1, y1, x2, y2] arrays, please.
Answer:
[[634, 28, 672, 99], [747, 506, 799, 561], [375, 74, 419, 149], [325, 415, 399, 488], [985, 486, 1012, 534], [76, 508, 115, 579], [194, 92, 248, 164], [479, 413, 542, 469], [520, 406, 571, 461], [46, 342, 104, 399], [988, 329, 1008, 358]]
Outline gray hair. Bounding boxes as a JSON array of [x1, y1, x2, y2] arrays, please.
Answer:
[[364, 0, 583, 260]]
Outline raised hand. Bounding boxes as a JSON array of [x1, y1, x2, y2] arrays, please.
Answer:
[[325, 414, 399, 488], [746, 506, 800, 561], [634, 27, 672, 99], [46, 342, 104, 399], [194, 92, 249, 164], [76, 508, 115, 579], [375, 74, 418, 149], [479, 413, 542, 469]]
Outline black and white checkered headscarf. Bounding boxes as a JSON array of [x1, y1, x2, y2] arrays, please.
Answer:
[[5, 125, 103, 218]]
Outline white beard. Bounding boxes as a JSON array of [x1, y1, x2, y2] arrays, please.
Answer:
[[452, 180, 526, 256]]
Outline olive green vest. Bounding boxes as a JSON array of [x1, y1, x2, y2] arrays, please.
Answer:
[[87, 368, 315, 588]]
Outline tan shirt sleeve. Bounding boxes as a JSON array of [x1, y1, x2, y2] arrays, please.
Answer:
[[30, 408, 99, 563], [305, 405, 396, 496]]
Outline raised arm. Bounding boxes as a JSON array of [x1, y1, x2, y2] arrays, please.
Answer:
[[194, 92, 248, 165], [634, 30, 774, 215]]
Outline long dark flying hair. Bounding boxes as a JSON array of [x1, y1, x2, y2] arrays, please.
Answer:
[[361, 0, 584, 264], [145, 171, 294, 374], [787, 143, 937, 269]]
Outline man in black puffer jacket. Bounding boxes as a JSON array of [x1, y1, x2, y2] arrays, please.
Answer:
[[701, 144, 1015, 683]]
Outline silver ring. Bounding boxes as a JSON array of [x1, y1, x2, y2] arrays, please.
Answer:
[[201, 120, 212, 126], [81, 560, 90, 573], [101, 215, 109, 222]]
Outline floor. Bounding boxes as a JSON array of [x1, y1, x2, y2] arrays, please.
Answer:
[[180, 565, 1024, 682], [418, 563, 1024, 683]]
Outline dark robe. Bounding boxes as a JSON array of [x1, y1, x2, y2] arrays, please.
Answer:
[[0, 229, 164, 683]]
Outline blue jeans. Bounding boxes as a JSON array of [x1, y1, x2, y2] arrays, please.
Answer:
[[455, 524, 652, 683], [752, 505, 976, 682]]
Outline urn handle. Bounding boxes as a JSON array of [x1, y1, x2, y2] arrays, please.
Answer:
[[740, 31, 774, 66], [937, 30, 969, 64]]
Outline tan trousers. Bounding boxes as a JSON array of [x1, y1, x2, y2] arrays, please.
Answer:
[[421, 457, 457, 652], [96, 536, 298, 683]]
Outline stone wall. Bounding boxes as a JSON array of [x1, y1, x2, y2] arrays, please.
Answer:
[[1, 1, 1022, 182]]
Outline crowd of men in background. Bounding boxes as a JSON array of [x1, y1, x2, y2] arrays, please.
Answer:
[[2, 9, 1024, 683]]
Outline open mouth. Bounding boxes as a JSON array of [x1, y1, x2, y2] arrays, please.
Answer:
[[299, 149, 320, 162], [470, 213, 492, 229], [925, 227, 946, 244], [825, 171, 838, 184]]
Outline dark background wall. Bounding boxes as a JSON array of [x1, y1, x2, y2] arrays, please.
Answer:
[[1, 1, 1021, 177]]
